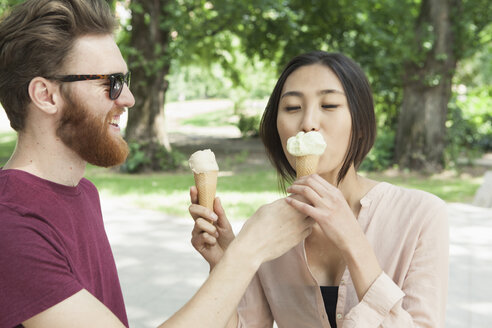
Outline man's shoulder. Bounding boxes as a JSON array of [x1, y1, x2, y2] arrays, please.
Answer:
[[0, 170, 42, 214]]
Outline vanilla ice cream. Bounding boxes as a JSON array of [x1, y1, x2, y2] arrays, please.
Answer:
[[188, 149, 219, 173], [287, 131, 326, 156]]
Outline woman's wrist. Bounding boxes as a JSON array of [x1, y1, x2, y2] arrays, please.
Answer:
[[341, 231, 382, 300]]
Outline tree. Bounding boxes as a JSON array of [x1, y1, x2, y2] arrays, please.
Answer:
[[119, 0, 248, 170], [395, 0, 491, 171], [124, 0, 172, 166], [205, 0, 491, 171]]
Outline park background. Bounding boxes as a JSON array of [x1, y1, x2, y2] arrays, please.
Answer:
[[0, 0, 492, 327]]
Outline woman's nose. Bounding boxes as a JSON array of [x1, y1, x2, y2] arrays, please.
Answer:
[[300, 107, 319, 132]]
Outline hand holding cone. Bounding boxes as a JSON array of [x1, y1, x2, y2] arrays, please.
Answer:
[[189, 149, 219, 213]]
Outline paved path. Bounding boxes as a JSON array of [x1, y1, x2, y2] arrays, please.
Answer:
[[102, 197, 492, 328]]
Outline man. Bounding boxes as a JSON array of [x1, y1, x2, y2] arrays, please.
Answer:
[[0, 1, 313, 327]]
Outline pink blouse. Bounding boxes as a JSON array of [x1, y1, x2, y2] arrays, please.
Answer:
[[237, 182, 449, 327]]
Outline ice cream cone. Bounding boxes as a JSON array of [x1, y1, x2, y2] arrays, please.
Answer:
[[295, 154, 320, 178], [194, 171, 218, 211]]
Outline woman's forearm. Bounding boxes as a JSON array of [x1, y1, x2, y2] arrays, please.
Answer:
[[342, 230, 382, 301]]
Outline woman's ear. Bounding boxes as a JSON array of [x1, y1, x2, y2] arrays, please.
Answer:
[[28, 77, 61, 115]]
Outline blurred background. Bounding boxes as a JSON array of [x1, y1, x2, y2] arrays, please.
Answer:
[[2, 0, 490, 218], [0, 0, 491, 326]]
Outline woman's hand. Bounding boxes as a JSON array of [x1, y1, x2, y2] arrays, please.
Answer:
[[189, 186, 235, 270], [285, 174, 383, 300], [285, 174, 361, 252]]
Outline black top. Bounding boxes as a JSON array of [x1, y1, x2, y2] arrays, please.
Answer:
[[320, 286, 339, 328]]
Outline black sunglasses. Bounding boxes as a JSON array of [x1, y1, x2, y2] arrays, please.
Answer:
[[47, 72, 131, 100]]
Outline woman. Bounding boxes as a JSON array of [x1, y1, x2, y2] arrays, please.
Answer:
[[188, 51, 448, 327]]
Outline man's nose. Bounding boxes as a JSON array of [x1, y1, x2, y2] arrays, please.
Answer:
[[116, 84, 135, 108]]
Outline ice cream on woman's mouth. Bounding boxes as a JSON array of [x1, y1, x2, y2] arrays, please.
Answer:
[[286, 131, 327, 178], [189, 149, 219, 212]]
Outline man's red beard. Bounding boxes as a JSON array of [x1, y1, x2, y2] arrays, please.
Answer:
[[56, 90, 129, 167]]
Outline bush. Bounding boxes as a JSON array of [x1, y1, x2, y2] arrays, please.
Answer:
[[237, 114, 260, 138], [121, 142, 186, 173], [444, 101, 484, 167], [360, 128, 395, 171]]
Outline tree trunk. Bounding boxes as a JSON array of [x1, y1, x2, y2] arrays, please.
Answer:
[[395, 0, 457, 171], [125, 0, 171, 169]]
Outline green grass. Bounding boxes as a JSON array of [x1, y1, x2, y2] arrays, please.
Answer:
[[87, 168, 482, 220], [0, 131, 16, 165], [181, 107, 235, 127], [87, 167, 282, 220], [365, 172, 482, 203], [1, 129, 483, 220]]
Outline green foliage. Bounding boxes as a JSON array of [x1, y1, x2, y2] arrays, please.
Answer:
[[155, 144, 187, 171], [121, 142, 186, 173], [236, 114, 260, 138], [122, 142, 151, 173], [445, 87, 492, 166], [360, 128, 395, 172], [0, 131, 16, 166], [112, 0, 490, 172], [166, 64, 232, 100], [0, 0, 22, 14]]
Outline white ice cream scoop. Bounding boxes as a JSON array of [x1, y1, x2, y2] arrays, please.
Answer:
[[286, 131, 327, 156], [188, 149, 219, 173]]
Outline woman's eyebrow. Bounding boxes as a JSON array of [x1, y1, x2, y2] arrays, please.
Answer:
[[280, 91, 303, 99], [318, 89, 345, 95], [281, 89, 345, 99]]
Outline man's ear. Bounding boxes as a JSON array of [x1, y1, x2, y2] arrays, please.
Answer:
[[28, 77, 62, 115]]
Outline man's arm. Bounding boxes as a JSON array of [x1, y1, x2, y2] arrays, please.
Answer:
[[23, 198, 313, 328], [22, 289, 126, 328], [23, 242, 255, 328]]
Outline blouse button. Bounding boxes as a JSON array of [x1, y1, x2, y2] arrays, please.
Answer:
[[340, 279, 345, 284], [336, 313, 343, 319]]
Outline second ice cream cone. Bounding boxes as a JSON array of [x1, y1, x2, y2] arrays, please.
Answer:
[[194, 171, 218, 211], [296, 154, 320, 178]]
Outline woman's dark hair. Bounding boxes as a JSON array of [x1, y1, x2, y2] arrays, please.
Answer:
[[260, 51, 376, 190]]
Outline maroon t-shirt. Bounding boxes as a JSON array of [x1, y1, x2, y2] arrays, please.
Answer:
[[0, 169, 128, 327]]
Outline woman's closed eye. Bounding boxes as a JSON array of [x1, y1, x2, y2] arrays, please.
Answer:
[[285, 105, 301, 111], [321, 104, 339, 110]]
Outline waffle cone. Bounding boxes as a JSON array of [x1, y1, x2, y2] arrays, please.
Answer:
[[295, 155, 320, 178], [194, 171, 218, 211]]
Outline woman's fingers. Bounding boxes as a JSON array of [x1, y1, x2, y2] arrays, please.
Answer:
[[192, 218, 218, 237], [190, 186, 198, 205], [214, 197, 233, 230], [287, 174, 341, 208], [192, 232, 218, 247], [191, 218, 219, 250], [188, 203, 219, 222], [284, 197, 320, 220]]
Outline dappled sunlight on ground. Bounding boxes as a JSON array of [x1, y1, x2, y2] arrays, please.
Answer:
[[447, 203, 492, 327], [101, 194, 492, 327]]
